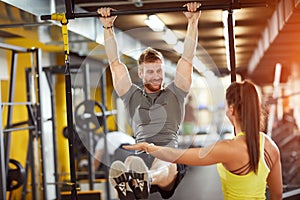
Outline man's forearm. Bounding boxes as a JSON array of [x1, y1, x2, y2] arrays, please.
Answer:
[[104, 28, 120, 64], [182, 20, 198, 62]]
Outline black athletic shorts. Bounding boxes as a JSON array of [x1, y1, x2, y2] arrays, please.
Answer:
[[135, 152, 187, 199]]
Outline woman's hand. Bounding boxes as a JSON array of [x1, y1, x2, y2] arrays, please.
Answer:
[[123, 142, 150, 152]]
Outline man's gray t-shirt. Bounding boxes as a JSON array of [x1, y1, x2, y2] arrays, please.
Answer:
[[120, 82, 188, 147]]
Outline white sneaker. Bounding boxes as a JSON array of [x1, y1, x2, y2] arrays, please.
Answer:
[[128, 156, 151, 199], [109, 160, 135, 200]]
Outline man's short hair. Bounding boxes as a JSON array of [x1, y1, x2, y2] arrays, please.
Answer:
[[138, 47, 164, 69]]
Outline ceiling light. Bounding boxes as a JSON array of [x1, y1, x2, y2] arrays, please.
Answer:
[[144, 15, 165, 32], [162, 28, 177, 45], [173, 41, 184, 54], [223, 28, 231, 70], [222, 11, 228, 27]]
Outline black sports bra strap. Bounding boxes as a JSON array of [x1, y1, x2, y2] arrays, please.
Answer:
[[230, 162, 251, 175], [264, 149, 273, 169]]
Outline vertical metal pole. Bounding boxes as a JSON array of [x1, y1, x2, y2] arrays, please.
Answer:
[[0, 80, 6, 200], [267, 63, 282, 136], [4, 51, 18, 175], [65, 0, 75, 19], [65, 61, 78, 199], [23, 68, 37, 200], [100, 68, 111, 200], [22, 123, 35, 200], [227, 9, 236, 82], [83, 64, 95, 190], [44, 70, 60, 199], [35, 49, 48, 199]]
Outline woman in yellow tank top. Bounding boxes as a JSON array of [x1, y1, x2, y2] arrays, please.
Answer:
[[124, 80, 282, 199]]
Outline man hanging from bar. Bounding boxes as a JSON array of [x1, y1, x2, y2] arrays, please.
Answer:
[[97, 2, 201, 199]]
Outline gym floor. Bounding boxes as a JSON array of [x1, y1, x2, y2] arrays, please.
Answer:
[[149, 165, 223, 200]]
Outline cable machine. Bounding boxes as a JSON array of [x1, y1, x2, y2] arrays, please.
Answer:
[[43, 58, 113, 199]]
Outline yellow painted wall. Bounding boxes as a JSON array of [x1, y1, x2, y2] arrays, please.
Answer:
[[54, 75, 71, 182], [53, 53, 72, 184]]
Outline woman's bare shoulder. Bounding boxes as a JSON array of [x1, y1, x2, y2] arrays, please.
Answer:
[[263, 133, 280, 159], [212, 138, 246, 156]]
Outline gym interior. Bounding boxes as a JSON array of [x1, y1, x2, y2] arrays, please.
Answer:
[[1, 0, 300, 199]]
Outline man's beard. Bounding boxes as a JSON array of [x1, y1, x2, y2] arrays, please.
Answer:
[[144, 83, 162, 92]]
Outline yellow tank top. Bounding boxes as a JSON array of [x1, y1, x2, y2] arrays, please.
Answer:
[[217, 132, 270, 200]]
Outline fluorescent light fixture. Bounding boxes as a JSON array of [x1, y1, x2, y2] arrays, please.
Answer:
[[144, 15, 165, 32], [222, 11, 228, 27], [223, 28, 231, 70], [124, 49, 144, 60], [173, 41, 184, 54], [162, 28, 177, 45]]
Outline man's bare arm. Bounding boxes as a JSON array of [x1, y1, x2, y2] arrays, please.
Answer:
[[98, 8, 132, 96], [175, 2, 201, 92]]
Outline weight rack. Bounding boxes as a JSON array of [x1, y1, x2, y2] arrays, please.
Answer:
[[0, 44, 46, 200]]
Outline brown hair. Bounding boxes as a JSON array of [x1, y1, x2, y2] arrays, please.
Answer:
[[226, 80, 261, 174], [138, 47, 164, 70]]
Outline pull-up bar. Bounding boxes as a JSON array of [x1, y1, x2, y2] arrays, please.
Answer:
[[40, 2, 267, 20]]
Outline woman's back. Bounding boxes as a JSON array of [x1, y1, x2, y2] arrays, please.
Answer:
[[217, 133, 271, 199]]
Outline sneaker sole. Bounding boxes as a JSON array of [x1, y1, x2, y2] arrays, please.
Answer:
[[129, 156, 150, 199], [109, 161, 135, 200]]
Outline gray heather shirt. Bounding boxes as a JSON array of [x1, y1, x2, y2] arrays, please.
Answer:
[[120, 82, 188, 147]]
